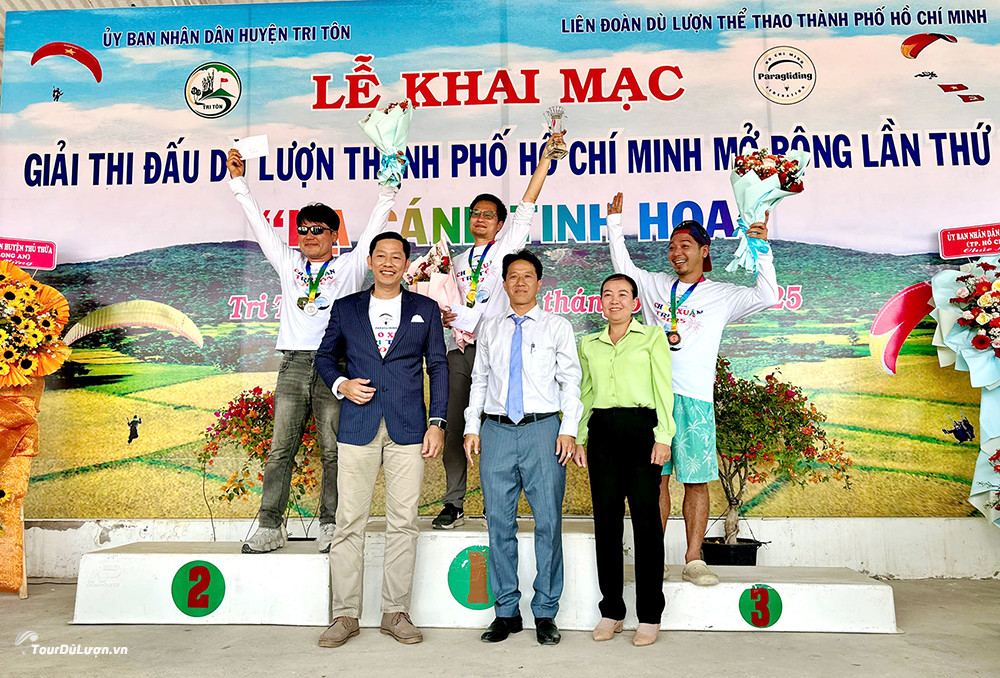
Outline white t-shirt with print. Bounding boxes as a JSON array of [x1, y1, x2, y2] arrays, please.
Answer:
[[607, 212, 780, 403], [228, 176, 397, 351], [369, 294, 402, 356], [449, 200, 536, 351]]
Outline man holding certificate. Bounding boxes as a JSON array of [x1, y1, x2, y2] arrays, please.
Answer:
[[226, 148, 400, 555], [606, 192, 778, 586]]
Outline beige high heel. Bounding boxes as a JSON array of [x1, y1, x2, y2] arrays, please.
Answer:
[[632, 622, 660, 647], [592, 617, 624, 641]]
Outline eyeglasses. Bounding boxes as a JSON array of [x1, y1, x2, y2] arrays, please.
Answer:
[[470, 209, 498, 220], [297, 225, 335, 236]]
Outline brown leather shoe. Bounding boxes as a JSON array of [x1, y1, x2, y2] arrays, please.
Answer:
[[380, 611, 423, 644], [318, 616, 359, 648]]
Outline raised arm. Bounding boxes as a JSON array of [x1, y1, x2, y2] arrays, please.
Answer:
[[521, 133, 564, 204], [335, 157, 403, 290], [227, 149, 293, 273], [725, 212, 780, 321], [493, 133, 566, 254], [606, 192, 658, 291]]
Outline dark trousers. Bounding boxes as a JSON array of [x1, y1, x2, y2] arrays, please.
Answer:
[[259, 351, 341, 528], [441, 344, 476, 508], [587, 408, 665, 624]]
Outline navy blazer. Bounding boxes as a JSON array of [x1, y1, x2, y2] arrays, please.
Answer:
[[315, 287, 448, 446]]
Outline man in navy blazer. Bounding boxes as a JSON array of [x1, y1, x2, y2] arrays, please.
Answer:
[[314, 231, 448, 649]]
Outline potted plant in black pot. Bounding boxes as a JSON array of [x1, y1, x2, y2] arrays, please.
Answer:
[[704, 357, 853, 565]]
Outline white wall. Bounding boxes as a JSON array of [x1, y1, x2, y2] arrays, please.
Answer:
[[23, 516, 1000, 580]]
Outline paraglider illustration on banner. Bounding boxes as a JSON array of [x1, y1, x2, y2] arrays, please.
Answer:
[[64, 300, 204, 348], [900, 33, 958, 59], [868, 283, 934, 375], [30, 41, 103, 82]]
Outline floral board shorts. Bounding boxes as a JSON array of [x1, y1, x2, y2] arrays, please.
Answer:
[[661, 394, 718, 484]]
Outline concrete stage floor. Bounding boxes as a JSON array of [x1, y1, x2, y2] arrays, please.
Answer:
[[2, 579, 999, 677]]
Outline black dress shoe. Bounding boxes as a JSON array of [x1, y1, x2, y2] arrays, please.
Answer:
[[534, 617, 561, 645], [481, 615, 523, 642]]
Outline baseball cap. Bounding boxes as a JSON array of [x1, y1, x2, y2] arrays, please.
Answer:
[[670, 220, 712, 272]]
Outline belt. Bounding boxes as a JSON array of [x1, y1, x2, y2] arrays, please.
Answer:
[[485, 412, 558, 426]]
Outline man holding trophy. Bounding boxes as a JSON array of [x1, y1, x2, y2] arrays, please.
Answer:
[[432, 119, 568, 530], [606, 193, 778, 585]]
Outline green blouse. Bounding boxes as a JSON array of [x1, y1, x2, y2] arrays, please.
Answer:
[[577, 318, 676, 445]]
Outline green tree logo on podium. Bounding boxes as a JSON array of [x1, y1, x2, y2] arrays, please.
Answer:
[[448, 546, 494, 610]]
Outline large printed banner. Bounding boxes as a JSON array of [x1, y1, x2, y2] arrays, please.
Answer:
[[0, 0, 994, 520]]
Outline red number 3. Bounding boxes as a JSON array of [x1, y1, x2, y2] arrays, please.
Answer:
[[750, 586, 770, 627], [188, 565, 211, 609]]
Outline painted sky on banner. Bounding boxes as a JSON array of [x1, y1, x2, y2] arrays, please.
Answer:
[[1, 0, 998, 262]]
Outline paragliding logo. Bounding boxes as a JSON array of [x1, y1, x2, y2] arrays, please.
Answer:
[[753, 46, 815, 105], [185, 62, 241, 119], [900, 33, 957, 59], [30, 41, 103, 83]]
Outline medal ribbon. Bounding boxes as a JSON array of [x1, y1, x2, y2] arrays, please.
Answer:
[[305, 260, 332, 303], [467, 241, 494, 303], [669, 277, 704, 332]]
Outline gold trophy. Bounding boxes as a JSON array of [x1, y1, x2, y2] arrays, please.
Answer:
[[544, 105, 568, 159]]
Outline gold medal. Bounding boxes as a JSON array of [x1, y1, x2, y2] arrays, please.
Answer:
[[466, 289, 477, 307]]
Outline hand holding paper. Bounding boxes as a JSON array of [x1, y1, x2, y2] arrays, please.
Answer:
[[233, 134, 269, 160]]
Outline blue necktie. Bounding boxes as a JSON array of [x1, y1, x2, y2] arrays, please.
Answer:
[[506, 315, 527, 424]]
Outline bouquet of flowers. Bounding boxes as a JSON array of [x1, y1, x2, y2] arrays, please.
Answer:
[[951, 260, 1000, 357], [359, 99, 413, 187], [404, 239, 480, 350], [727, 148, 810, 273], [199, 386, 319, 506], [930, 256, 1000, 526], [0, 261, 71, 388]]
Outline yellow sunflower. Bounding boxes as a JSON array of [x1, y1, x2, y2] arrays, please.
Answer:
[[12, 288, 34, 308], [18, 355, 36, 374], [2, 347, 20, 363], [0, 286, 17, 304], [0, 329, 9, 345], [25, 330, 44, 348], [0, 362, 9, 376]]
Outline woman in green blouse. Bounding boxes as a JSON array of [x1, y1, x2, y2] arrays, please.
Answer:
[[575, 273, 676, 647]]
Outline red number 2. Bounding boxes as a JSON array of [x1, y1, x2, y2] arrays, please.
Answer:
[[750, 586, 770, 627], [188, 565, 211, 609]]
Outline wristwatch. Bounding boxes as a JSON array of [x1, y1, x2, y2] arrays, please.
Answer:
[[429, 417, 447, 431]]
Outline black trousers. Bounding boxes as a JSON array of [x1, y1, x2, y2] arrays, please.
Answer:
[[587, 408, 665, 624]]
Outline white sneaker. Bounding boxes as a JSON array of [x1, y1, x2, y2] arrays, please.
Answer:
[[241, 525, 286, 553], [318, 523, 336, 553], [682, 559, 719, 586]]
